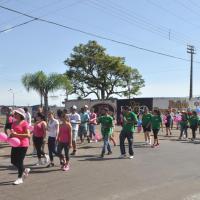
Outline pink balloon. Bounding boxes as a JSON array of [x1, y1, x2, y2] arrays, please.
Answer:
[[94, 132, 101, 141], [0, 132, 8, 142], [7, 137, 21, 147]]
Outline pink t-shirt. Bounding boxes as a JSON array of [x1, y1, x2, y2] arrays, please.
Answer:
[[89, 112, 97, 124], [58, 123, 71, 144], [33, 121, 46, 138], [11, 120, 29, 147]]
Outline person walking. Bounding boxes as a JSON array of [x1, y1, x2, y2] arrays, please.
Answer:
[[46, 111, 59, 167], [88, 108, 97, 142], [57, 112, 72, 171], [142, 108, 152, 145], [151, 109, 163, 148], [33, 112, 49, 165], [119, 106, 138, 159], [10, 108, 31, 185], [68, 105, 80, 155], [189, 111, 199, 141], [98, 107, 113, 158]]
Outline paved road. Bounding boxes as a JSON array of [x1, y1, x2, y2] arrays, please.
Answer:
[[1, 127, 200, 200]]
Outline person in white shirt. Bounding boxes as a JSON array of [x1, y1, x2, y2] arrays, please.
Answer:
[[47, 111, 59, 167], [68, 105, 81, 155], [24, 107, 32, 126]]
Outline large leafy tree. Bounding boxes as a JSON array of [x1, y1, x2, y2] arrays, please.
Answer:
[[22, 71, 72, 116], [64, 40, 145, 99]]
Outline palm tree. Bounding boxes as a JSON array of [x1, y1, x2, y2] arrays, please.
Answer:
[[22, 71, 45, 106], [22, 71, 72, 117]]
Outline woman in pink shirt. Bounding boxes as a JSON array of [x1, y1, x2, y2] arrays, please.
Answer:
[[88, 108, 97, 142], [57, 112, 72, 171], [33, 113, 49, 165], [10, 108, 31, 185]]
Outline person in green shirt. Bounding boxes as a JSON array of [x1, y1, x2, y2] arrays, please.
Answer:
[[151, 109, 163, 148], [119, 106, 138, 159], [189, 111, 199, 140], [98, 107, 113, 158], [142, 108, 152, 145], [179, 111, 188, 140]]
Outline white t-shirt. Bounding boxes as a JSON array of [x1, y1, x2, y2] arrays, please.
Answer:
[[69, 113, 81, 131], [25, 112, 32, 126], [47, 119, 59, 138]]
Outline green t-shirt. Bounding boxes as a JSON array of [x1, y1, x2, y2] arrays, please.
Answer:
[[98, 115, 113, 136], [151, 115, 162, 129], [189, 116, 199, 127], [180, 114, 188, 128], [142, 113, 152, 127], [122, 112, 138, 132]]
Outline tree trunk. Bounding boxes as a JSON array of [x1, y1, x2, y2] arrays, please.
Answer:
[[101, 89, 105, 100], [40, 94, 43, 107], [43, 92, 48, 120]]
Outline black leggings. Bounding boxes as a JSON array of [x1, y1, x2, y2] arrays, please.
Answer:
[[48, 137, 57, 161], [152, 129, 159, 140], [11, 147, 28, 178], [57, 142, 70, 162], [33, 136, 45, 159]]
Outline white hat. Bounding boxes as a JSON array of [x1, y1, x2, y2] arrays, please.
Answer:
[[72, 105, 77, 110], [84, 105, 88, 108], [13, 108, 26, 118]]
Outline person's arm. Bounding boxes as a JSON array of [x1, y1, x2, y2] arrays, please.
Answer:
[[68, 124, 72, 148], [42, 121, 47, 138], [55, 121, 59, 138]]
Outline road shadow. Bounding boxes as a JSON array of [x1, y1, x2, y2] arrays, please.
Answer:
[[78, 145, 100, 150], [0, 165, 16, 171], [0, 180, 14, 186], [78, 156, 121, 162]]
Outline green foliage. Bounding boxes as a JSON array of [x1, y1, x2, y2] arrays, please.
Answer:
[[22, 71, 72, 116], [64, 40, 145, 99]]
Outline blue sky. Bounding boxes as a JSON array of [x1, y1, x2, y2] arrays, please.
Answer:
[[0, 0, 200, 106]]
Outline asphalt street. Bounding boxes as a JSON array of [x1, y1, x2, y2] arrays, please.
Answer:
[[1, 127, 200, 200]]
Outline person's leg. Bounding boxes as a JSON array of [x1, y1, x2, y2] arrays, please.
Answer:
[[71, 130, 77, 155], [17, 147, 28, 178], [57, 142, 64, 167], [127, 132, 134, 156], [63, 144, 70, 168], [47, 137, 56, 166], [119, 130, 126, 156], [33, 136, 42, 159], [179, 127, 184, 139], [11, 147, 18, 167]]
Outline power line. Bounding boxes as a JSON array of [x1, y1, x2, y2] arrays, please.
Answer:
[[0, 4, 199, 63]]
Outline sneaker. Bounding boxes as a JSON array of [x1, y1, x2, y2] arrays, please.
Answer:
[[35, 160, 43, 166], [151, 144, 155, 148], [46, 163, 54, 168], [63, 164, 70, 171], [129, 155, 134, 159], [23, 168, 31, 178], [44, 155, 50, 164], [145, 141, 149, 145], [119, 154, 126, 159], [70, 151, 76, 156], [107, 151, 112, 155], [100, 153, 104, 158], [13, 178, 23, 185], [154, 143, 159, 147]]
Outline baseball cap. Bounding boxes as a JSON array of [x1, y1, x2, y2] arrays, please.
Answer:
[[72, 105, 77, 110]]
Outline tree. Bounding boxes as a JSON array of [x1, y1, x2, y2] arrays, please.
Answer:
[[22, 71, 72, 117], [64, 40, 145, 99]]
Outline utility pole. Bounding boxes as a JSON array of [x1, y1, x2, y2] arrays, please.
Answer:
[[187, 45, 195, 100]]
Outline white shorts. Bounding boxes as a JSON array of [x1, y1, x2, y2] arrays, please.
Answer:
[[72, 130, 78, 141]]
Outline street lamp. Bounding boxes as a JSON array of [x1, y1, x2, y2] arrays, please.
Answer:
[[8, 89, 15, 108]]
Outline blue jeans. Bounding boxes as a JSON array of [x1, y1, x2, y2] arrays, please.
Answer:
[[89, 124, 96, 138], [101, 135, 112, 154], [120, 130, 134, 156], [180, 126, 188, 138]]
